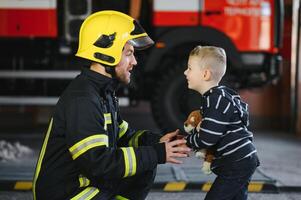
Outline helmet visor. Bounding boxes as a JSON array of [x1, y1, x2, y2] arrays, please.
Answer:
[[128, 36, 154, 50]]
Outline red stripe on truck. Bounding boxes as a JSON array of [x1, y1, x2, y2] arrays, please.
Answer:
[[153, 11, 199, 26], [0, 9, 57, 37]]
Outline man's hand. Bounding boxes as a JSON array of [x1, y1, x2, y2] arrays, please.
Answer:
[[165, 139, 191, 164], [160, 129, 190, 157], [160, 129, 180, 143]]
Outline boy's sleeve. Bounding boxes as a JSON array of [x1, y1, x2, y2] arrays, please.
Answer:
[[186, 95, 234, 150], [65, 97, 165, 182], [117, 112, 162, 147]]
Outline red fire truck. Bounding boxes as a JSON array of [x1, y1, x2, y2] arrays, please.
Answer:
[[0, 0, 284, 131]]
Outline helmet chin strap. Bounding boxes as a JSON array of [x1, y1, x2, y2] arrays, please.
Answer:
[[104, 65, 116, 77], [104, 65, 121, 90], [104, 65, 120, 83]]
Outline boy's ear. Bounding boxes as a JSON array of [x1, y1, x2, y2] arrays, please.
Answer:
[[203, 69, 211, 81]]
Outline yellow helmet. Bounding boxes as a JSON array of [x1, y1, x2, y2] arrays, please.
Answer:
[[76, 10, 154, 66]]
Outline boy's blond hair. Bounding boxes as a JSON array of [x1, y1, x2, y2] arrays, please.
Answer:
[[189, 46, 226, 82]]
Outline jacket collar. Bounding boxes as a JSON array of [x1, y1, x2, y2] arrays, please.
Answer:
[[202, 85, 220, 97], [81, 67, 119, 94]]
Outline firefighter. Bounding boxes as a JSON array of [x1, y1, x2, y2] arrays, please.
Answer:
[[32, 10, 190, 200]]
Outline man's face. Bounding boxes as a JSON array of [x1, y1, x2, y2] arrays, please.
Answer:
[[115, 43, 137, 84]]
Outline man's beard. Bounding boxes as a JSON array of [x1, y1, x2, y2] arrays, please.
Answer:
[[116, 73, 130, 84]]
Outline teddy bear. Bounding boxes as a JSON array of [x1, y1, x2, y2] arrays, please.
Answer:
[[183, 110, 214, 174]]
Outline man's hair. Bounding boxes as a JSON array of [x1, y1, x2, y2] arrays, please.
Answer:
[[189, 46, 226, 82]]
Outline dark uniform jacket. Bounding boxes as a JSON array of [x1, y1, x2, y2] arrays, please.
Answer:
[[33, 68, 165, 200]]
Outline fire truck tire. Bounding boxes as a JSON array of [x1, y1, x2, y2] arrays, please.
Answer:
[[151, 66, 202, 132]]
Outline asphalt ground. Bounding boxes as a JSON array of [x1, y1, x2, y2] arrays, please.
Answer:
[[0, 191, 301, 200]]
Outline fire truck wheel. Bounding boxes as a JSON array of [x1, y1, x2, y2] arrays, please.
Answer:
[[151, 67, 202, 132]]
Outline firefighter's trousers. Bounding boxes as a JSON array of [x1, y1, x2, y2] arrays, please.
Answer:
[[87, 168, 156, 200]]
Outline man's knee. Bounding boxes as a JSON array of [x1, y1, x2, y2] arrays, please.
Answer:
[[116, 168, 157, 199], [131, 168, 157, 186]]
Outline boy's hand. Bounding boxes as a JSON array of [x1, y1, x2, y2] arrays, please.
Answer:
[[164, 139, 191, 164]]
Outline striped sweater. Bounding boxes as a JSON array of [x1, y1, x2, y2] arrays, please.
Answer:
[[186, 85, 257, 169]]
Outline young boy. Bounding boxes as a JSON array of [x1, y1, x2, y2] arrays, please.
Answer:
[[184, 46, 260, 200]]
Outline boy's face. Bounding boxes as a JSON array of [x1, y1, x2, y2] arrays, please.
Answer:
[[184, 56, 203, 91], [184, 56, 211, 93]]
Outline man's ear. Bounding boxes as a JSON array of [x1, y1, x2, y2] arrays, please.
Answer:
[[203, 69, 211, 81]]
